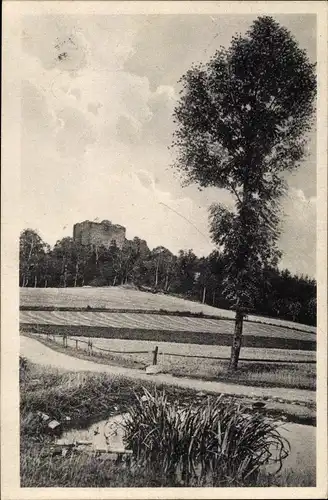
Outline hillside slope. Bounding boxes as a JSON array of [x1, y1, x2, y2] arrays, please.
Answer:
[[20, 287, 316, 333]]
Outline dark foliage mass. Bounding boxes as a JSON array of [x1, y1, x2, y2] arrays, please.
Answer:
[[19, 228, 316, 326]]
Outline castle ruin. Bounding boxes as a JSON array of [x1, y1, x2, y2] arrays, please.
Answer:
[[73, 220, 126, 249]]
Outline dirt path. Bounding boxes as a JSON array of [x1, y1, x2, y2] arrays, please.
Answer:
[[20, 335, 315, 405]]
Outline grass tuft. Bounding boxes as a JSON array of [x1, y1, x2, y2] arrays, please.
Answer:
[[123, 388, 290, 486]]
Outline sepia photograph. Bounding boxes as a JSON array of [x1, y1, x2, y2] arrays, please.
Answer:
[[1, 1, 327, 498]]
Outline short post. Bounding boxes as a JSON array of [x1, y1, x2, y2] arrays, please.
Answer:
[[152, 346, 158, 366], [62, 335, 65, 347], [90, 340, 93, 354], [75, 339, 78, 350]]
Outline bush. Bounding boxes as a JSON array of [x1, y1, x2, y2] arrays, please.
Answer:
[[123, 388, 290, 487]]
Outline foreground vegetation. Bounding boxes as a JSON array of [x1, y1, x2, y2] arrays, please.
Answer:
[[20, 358, 315, 487]]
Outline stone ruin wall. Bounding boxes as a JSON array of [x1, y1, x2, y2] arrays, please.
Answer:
[[73, 220, 126, 249]]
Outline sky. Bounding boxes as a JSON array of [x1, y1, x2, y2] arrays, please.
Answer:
[[20, 13, 317, 277]]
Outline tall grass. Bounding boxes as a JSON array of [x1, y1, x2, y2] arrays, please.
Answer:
[[123, 388, 290, 486]]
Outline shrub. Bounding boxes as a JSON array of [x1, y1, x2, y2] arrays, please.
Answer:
[[19, 356, 29, 383], [123, 388, 290, 487]]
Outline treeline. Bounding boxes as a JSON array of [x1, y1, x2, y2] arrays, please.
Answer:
[[19, 229, 316, 326]]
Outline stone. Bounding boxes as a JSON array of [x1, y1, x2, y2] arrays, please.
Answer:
[[38, 412, 50, 422], [145, 365, 162, 375], [48, 419, 61, 431]]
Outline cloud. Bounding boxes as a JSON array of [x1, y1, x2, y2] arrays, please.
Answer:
[[280, 188, 316, 276], [55, 106, 96, 157], [22, 80, 56, 137], [135, 170, 154, 189]]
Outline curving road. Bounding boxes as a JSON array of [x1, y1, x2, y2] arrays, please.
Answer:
[[20, 335, 315, 405]]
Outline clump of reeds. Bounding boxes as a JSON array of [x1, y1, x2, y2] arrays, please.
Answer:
[[123, 388, 290, 486]]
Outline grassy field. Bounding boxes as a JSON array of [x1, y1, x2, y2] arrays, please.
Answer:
[[21, 322, 316, 351], [20, 359, 315, 487], [20, 310, 315, 340], [20, 287, 316, 333], [20, 287, 316, 351], [64, 335, 316, 362]]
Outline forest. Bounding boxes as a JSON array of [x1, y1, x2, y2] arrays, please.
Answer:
[[19, 228, 316, 326]]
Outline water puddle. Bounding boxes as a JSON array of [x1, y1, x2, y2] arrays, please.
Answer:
[[57, 413, 129, 454], [56, 412, 315, 480], [266, 421, 316, 476]]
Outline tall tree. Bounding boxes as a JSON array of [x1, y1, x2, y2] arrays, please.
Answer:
[[172, 16, 316, 369], [52, 237, 90, 287], [172, 250, 198, 295], [150, 246, 175, 290], [19, 229, 49, 287]]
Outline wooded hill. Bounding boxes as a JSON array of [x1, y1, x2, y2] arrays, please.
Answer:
[[20, 228, 316, 326]]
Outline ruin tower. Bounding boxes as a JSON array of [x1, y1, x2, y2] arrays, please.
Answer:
[[73, 220, 126, 249]]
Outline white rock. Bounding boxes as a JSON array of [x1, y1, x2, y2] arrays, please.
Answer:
[[48, 419, 61, 430], [145, 365, 162, 375]]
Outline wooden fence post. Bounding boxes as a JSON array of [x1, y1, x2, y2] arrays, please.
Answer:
[[75, 339, 78, 350], [152, 346, 158, 366]]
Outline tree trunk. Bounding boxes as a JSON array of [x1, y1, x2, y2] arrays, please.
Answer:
[[164, 272, 169, 291], [155, 258, 160, 287], [202, 286, 206, 304], [74, 262, 79, 287], [34, 275, 37, 288], [63, 264, 68, 288], [212, 290, 216, 306], [229, 309, 244, 370]]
